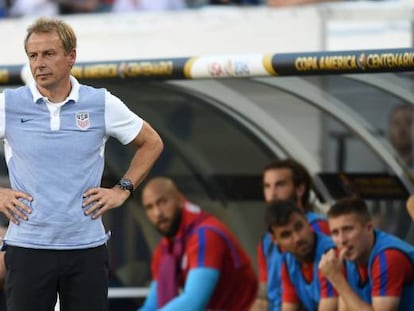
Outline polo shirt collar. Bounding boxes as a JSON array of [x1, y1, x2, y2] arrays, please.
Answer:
[[30, 75, 80, 104]]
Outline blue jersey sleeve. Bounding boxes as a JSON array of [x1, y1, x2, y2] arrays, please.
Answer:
[[160, 268, 220, 311], [138, 281, 157, 311]]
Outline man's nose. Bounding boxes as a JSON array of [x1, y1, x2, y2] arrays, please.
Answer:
[[271, 189, 279, 199], [33, 57, 46, 67], [292, 230, 303, 244], [151, 205, 163, 218], [337, 231, 347, 245]]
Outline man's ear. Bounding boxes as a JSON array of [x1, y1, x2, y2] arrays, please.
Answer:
[[68, 48, 76, 68], [365, 221, 373, 231]]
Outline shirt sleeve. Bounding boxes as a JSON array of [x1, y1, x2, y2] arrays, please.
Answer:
[[371, 249, 414, 297], [104, 90, 143, 144], [186, 227, 228, 269], [319, 269, 338, 298], [257, 240, 267, 283], [138, 281, 157, 311], [160, 268, 220, 311], [281, 261, 299, 303]]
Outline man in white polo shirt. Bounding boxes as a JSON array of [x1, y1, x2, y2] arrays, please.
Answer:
[[0, 17, 163, 311]]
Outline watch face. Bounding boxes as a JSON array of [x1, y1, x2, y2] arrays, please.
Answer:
[[120, 180, 129, 187], [119, 179, 133, 191]]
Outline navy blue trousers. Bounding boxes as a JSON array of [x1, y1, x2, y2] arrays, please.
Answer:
[[5, 245, 108, 311]]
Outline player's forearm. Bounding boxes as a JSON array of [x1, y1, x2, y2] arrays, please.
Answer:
[[328, 274, 373, 311], [160, 268, 219, 311], [318, 297, 338, 311], [250, 282, 268, 311], [124, 122, 163, 188], [137, 282, 157, 311]]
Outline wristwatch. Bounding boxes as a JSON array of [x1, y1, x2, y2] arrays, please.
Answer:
[[116, 178, 134, 196]]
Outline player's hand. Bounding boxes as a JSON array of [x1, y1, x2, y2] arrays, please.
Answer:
[[318, 248, 346, 281], [0, 188, 32, 224], [406, 195, 414, 221], [82, 186, 130, 219]]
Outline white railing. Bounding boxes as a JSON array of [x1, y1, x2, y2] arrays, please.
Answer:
[[108, 287, 150, 298], [54, 287, 150, 311]]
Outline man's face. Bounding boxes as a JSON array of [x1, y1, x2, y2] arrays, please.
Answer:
[[389, 107, 413, 151], [271, 212, 314, 261], [141, 186, 181, 237], [26, 31, 75, 91], [263, 168, 298, 204], [328, 213, 372, 263]]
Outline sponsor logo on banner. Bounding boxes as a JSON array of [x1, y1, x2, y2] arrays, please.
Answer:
[[207, 62, 224, 77], [358, 53, 367, 70], [225, 59, 250, 76], [76, 112, 90, 130], [207, 59, 251, 77]]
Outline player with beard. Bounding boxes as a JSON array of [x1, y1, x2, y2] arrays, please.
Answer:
[[265, 200, 338, 311], [138, 176, 258, 311], [319, 197, 414, 311], [254, 159, 330, 311]]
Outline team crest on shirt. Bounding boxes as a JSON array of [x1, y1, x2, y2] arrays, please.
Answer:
[[76, 112, 90, 130]]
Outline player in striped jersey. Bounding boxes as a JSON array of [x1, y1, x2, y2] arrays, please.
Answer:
[[319, 197, 414, 311], [265, 200, 338, 311], [139, 177, 257, 311], [254, 159, 330, 311]]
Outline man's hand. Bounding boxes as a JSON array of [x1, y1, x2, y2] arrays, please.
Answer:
[[0, 188, 32, 224], [318, 248, 346, 283], [406, 195, 414, 221], [82, 186, 130, 219]]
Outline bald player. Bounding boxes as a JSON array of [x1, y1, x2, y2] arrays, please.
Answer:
[[138, 177, 258, 311]]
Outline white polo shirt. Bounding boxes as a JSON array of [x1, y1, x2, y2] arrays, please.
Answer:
[[0, 76, 143, 249]]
